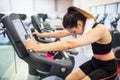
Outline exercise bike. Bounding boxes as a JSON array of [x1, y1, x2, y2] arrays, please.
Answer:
[[1, 13, 75, 80]]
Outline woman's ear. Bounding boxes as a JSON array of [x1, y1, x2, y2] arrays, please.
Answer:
[[77, 21, 83, 28]]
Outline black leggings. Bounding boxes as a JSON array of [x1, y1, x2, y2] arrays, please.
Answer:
[[79, 57, 118, 80]]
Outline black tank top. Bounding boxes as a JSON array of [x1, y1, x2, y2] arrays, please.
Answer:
[[91, 23, 112, 55]]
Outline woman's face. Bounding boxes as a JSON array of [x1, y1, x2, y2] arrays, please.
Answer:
[[66, 20, 84, 35]]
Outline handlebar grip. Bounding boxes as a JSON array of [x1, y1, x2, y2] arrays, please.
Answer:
[[31, 28, 35, 33], [25, 34, 31, 39], [25, 34, 33, 52], [30, 28, 38, 38]]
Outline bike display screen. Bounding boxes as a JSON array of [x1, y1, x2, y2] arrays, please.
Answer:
[[12, 19, 28, 44]]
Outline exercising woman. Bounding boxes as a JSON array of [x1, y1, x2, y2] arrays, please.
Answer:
[[25, 6, 118, 80]]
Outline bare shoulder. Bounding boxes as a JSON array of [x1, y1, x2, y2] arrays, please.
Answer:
[[95, 23, 111, 43], [95, 24, 106, 28], [85, 23, 108, 42], [96, 23, 107, 29], [92, 23, 108, 33]]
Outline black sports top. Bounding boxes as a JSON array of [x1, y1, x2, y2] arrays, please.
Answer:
[[91, 23, 112, 55]]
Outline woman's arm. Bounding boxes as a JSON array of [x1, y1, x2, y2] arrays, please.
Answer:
[[25, 24, 106, 52], [32, 29, 71, 38]]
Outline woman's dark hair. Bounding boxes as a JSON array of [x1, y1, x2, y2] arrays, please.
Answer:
[[63, 6, 94, 28]]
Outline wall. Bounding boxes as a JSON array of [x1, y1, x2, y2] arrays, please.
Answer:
[[73, 0, 120, 12], [73, 0, 120, 29], [0, 0, 73, 18]]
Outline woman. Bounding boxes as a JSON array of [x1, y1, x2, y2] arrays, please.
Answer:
[[25, 6, 117, 80]]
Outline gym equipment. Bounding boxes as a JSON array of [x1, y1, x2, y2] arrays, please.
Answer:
[[0, 14, 5, 36], [110, 14, 120, 80], [115, 47, 120, 75], [99, 14, 108, 24], [110, 14, 120, 29], [37, 13, 54, 31], [31, 15, 43, 32], [18, 14, 27, 21], [0, 13, 10, 45], [30, 28, 55, 43], [95, 14, 99, 22], [1, 13, 74, 79], [31, 14, 54, 33], [0, 14, 5, 24], [113, 47, 120, 61], [95, 14, 99, 20], [110, 29, 120, 48], [110, 14, 120, 48], [18, 13, 31, 29], [31, 14, 60, 43], [0, 13, 5, 19], [38, 13, 48, 22], [113, 47, 120, 80]]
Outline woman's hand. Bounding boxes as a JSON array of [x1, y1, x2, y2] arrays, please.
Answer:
[[25, 38, 41, 52], [32, 29, 40, 37]]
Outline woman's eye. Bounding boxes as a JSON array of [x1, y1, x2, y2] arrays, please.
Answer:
[[73, 31, 76, 33]]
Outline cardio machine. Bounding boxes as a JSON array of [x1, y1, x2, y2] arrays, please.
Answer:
[[31, 14, 54, 33], [99, 14, 108, 24], [31, 14, 60, 43], [110, 14, 120, 49], [1, 13, 74, 80]]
